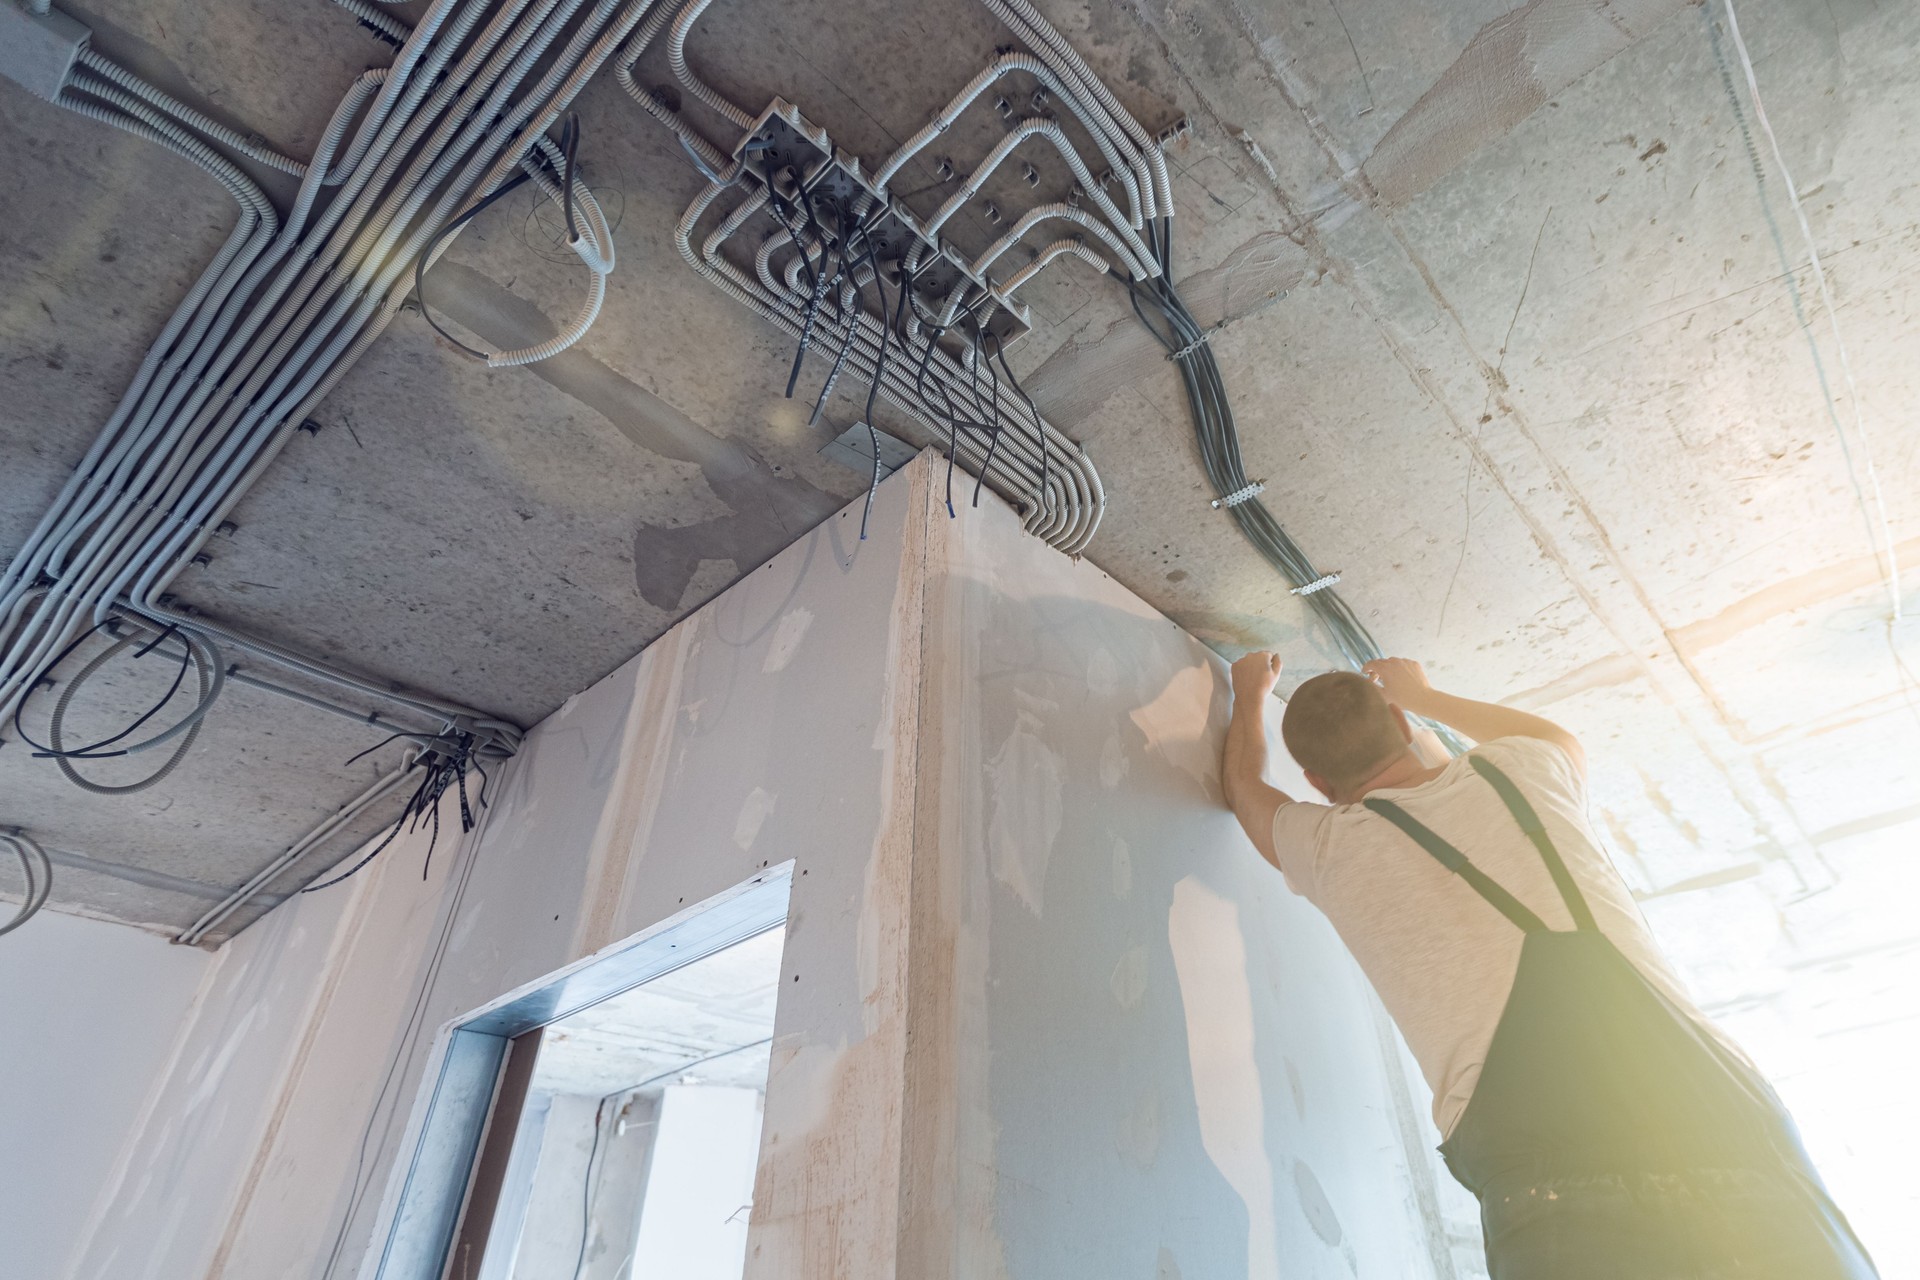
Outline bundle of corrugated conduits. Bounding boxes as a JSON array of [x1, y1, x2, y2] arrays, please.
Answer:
[[0, 0, 681, 788]]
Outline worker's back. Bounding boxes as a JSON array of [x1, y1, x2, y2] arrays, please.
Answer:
[[1266, 735, 1732, 1134]]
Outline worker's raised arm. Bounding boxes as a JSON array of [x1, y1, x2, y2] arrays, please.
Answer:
[[1363, 657, 1586, 776], [1221, 652, 1295, 868]]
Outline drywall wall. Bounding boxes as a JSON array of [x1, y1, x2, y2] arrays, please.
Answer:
[[903, 469, 1449, 1278], [48, 452, 1441, 1278], [0, 910, 210, 1280], [64, 458, 930, 1280]]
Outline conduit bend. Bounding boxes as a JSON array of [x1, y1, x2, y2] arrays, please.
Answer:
[[971, 201, 1138, 280], [677, 175, 1101, 550], [1000, 236, 1109, 295], [871, 51, 1147, 226], [666, 0, 752, 127], [1, 0, 658, 753]]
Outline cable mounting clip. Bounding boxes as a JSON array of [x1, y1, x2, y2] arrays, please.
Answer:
[[1166, 322, 1223, 361], [1211, 479, 1265, 510], [1290, 572, 1342, 596]]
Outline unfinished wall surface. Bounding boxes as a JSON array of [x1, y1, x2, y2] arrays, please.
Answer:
[[0, 910, 210, 1280], [59, 460, 929, 1280], [905, 469, 1447, 1278], [37, 454, 1441, 1278]]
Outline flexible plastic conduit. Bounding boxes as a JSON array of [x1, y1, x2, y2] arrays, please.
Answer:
[[679, 175, 1104, 553], [626, 0, 1181, 552], [0, 0, 662, 740], [0, 830, 54, 939]]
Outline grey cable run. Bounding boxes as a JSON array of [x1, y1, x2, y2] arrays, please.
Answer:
[[0, 0, 653, 764], [0, 831, 54, 939], [125, 628, 443, 745], [1125, 219, 1466, 751], [175, 750, 423, 945], [74, 50, 310, 176], [130, 603, 521, 755], [328, 0, 414, 47], [45, 626, 223, 795]]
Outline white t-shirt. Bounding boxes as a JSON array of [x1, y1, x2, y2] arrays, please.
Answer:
[[1270, 735, 1728, 1136]]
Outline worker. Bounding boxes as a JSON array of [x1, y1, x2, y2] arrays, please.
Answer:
[[1219, 652, 1879, 1279]]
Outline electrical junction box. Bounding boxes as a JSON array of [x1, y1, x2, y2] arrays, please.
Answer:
[[0, 2, 91, 102], [732, 97, 1032, 350]]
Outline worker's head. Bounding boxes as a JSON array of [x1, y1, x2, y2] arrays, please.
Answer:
[[1281, 671, 1413, 802]]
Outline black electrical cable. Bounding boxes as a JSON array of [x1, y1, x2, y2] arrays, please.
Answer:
[[990, 330, 1050, 521], [806, 209, 880, 427], [764, 182, 819, 293], [559, 111, 581, 245], [571, 1096, 610, 1280], [969, 322, 1005, 509], [414, 168, 538, 359], [300, 729, 489, 893], [783, 184, 843, 397], [855, 240, 909, 540], [1124, 215, 1464, 749], [11, 621, 185, 760], [13, 620, 224, 794]]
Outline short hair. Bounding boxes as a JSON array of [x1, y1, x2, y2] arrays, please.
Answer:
[[1281, 672, 1406, 790]]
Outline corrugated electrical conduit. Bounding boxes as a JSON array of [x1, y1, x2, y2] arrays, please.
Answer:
[[0, 2, 671, 854]]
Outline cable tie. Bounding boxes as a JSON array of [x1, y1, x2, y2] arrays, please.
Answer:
[[1211, 479, 1265, 509], [1290, 572, 1342, 596], [1166, 327, 1219, 360]]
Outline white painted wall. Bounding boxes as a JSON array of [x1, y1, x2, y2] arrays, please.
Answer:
[[0, 911, 209, 1280], [40, 454, 1444, 1279], [631, 1086, 762, 1278]]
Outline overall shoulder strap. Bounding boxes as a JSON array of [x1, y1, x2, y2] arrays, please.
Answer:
[[1468, 756, 1599, 932], [1362, 798, 1550, 933]]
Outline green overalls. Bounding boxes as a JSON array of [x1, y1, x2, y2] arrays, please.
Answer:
[[1365, 757, 1880, 1280]]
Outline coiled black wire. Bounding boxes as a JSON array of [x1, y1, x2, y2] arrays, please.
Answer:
[[13, 619, 226, 794]]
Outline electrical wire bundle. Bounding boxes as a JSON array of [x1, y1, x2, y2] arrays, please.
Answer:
[[299, 727, 492, 894], [9, 618, 223, 796], [635, 0, 1125, 554], [1124, 222, 1386, 672], [0, 0, 646, 754], [648, 0, 1434, 716], [1128, 222, 1469, 751], [751, 169, 1043, 539]]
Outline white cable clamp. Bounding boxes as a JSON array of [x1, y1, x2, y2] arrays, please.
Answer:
[[1167, 323, 1222, 361], [1290, 572, 1342, 596], [1211, 480, 1265, 509]]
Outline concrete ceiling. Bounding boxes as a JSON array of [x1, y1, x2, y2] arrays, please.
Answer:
[[1, 0, 1916, 1074]]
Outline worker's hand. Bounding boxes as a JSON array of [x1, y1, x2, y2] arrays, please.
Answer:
[[1231, 651, 1282, 700], [1363, 657, 1431, 707]]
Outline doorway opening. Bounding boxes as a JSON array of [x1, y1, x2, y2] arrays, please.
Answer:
[[465, 926, 783, 1278], [375, 867, 790, 1280]]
